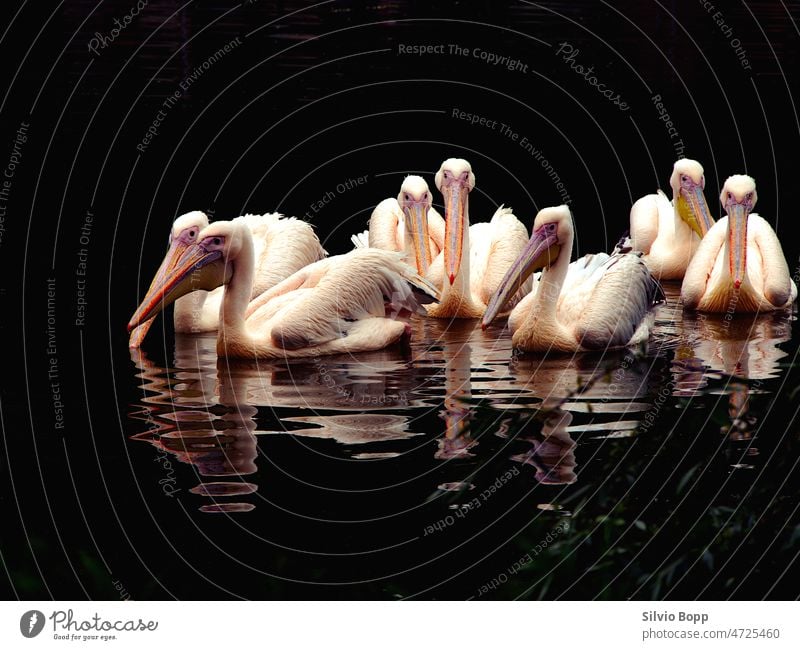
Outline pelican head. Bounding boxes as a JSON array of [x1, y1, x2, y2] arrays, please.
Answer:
[[720, 174, 757, 289], [435, 158, 475, 284], [668, 158, 714, 238], [127, 219, 240, 331], [397, 175, 433, 274], [127, 211, 209, 339], [482, 205, 570, 328], [151, 211, 210, 286]]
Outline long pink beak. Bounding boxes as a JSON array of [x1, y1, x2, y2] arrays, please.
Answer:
[[127, 243, 223, 335], [442, 182, 468, 285], [727, 203, 749, 290]]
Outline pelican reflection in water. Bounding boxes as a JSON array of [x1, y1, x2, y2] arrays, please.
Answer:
[[671, 311, 791, 394], [435, 329, 478, 460], [130, 338, 260, 513], [511, 408, 577, 485], [671, 310, 792, 447]]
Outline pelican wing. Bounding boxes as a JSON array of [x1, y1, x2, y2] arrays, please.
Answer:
[[680, 218, 727, 310], [573, 253, 660, 350], [245, 215, 327, 298], [244, 256, 333, 321], [750, 214, 796, 307], [269, 249, 438, 350], [507, 253, 611, 333]]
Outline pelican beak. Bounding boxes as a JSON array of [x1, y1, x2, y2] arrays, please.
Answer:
[[677, 182, 714, 238], [443, 182, 468, 284], [128, 237, 191, 348], [727, 202, 749, 289], [127, 243, 227, 333], [481, 224, 561, 329], [403, 200, 431, 274]]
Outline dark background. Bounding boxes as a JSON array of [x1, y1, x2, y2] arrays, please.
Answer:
[[1, 1, 799, 599]]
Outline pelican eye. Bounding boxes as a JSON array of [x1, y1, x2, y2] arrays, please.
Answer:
[[202, 235, 224, 248], [404, 193, 410, 202]]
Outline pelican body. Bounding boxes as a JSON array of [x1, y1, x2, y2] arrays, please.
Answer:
[[681, 174, 797, 313], [127, 220, 439, 359], [129, 210, 325, 347], [425, 158, 532, 318], [482, 205, 662, 353], [629, 159, 715, 279]]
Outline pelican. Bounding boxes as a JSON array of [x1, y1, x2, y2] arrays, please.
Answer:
[[351, 175, 445, 274], [127, 219, 439, 359], [629, 158, 715, 279], [425, 158, 532, 318], [129, 210, 326, 348], [681, 175, 797, 313], [482, 205, 662, 353]]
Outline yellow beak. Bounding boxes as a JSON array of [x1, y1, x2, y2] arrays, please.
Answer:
[[677, 183, 715, 238]]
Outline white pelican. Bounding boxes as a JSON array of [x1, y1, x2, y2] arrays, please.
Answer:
[[629, 158, 715, 279], [681, 175, 797, 313], [425, 158, 532, 318], [127, 219, 439, 359], [129, 211, 325, 348], [482, 205, 662, 353], [352, 175, 445, 274]]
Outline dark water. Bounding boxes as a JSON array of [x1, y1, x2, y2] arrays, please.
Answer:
[[2, 1, 800, 600]]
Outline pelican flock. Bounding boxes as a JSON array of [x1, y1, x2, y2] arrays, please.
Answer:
[[128, 158, 795, 362], [128, 219, 438, 359], [354, 159, 532, 318]]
